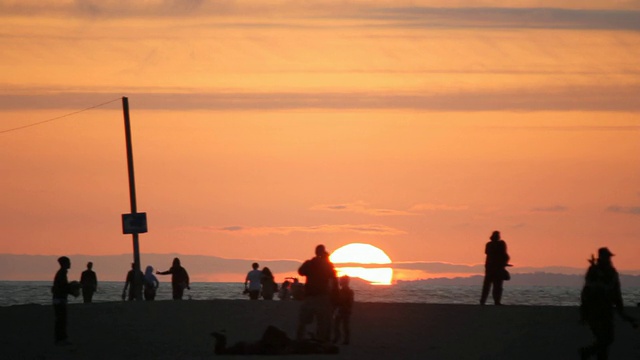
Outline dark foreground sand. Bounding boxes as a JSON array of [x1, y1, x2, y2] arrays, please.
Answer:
[[0, 300, 638, 359]]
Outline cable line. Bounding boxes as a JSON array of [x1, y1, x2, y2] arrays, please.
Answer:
[[0, 97, 122, 135]]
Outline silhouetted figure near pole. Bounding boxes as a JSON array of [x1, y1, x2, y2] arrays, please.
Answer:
[[244, 262, 262, 300], [157, 257, 190, 300], [579, 247, 638, 360], [296, 244, 338, 342], [52, 256, 80, 346], [143, 265, 159, 301], [480, 230, 511, 305], [122, 263, 142, 301], [80, 261, 98, 303]]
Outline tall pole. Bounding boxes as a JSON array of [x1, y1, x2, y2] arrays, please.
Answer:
[[122, 96, 142, 300]]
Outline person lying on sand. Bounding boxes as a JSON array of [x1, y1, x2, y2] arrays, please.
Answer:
[[211, 325, 339, 355]]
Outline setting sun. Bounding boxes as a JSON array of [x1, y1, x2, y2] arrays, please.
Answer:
[[330, 243, 393, 285]]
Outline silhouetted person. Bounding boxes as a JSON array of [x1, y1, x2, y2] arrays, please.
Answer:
[[579, 247, 637, 360], [480, 230, 510, 305], [291, 278, 304, 301], [143, 265, 159, 301], [278, 280, 292, 300], [211, 325, 339, 355], [261, 267, 278, 300], [122, 263, 142, 301], [332, 275, 354, 345], [244, 262, 262, 300], [157, 257, 190, 300], [52, 256, 79, 346], [296, 244, 338, 342], [80, 261, 98, 303]]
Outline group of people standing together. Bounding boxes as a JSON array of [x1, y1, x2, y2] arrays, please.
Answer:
[[213, 244, 355, 355], [243, 245, 354, 345], [122, 257, 191, 301], [244, 263, 304, 301]]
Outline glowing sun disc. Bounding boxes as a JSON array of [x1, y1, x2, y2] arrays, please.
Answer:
[[330, 243, 393, 285]]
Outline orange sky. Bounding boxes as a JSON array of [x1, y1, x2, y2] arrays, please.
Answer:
[[1, 0, 639, 281]]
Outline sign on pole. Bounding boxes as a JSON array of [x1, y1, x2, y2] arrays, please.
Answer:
[[122, 212, 148, 234]]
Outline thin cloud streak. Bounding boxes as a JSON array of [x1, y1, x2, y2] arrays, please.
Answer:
[[606, 206, 640, 215], [311, 202, 415, 216], [2, 85, 640, 111], [2, 2, 640, 32], [191, 224, 406, 236]]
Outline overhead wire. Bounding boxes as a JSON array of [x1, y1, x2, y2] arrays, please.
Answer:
[[0, 97, 123, 135]]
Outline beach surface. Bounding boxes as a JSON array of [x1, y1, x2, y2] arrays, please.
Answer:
[[1, 300, 638, 359]]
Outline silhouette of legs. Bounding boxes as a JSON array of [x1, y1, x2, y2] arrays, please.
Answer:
[[480, 272, 504, 305], [53, 303, 68, 344], [581, 320, 613, 359]]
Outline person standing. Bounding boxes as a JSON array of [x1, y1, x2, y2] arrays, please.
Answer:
[[244, 262, 262, 300], [579, 247, 637, 359], [80, 261, 98, 303], [332, 275, 354, 345], [143, 265, 159, 301], [296, 244, 338, 342], [52, 256, 73, 346], [480, 230, 510, 305], [157, 257, 190, 300], [122, 263, 142, 301], [261, 267, 278, 300]]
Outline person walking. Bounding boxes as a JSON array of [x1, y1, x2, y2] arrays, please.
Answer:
[[80, 261, 98, 303], [579, 247, 637, 359], [157, 257, 190, 300], [296, 244, 338, 342], [244, 262, 262, 300], [480, 230, 510, 305]]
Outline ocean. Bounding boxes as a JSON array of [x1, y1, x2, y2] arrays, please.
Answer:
[[1, 281, 639, 307]]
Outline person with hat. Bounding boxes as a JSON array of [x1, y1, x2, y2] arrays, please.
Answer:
[[579, 247, 637, 359], [296, 244, 338, 342]]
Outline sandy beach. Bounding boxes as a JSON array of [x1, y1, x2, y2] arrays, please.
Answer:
[[1, 300, 638, 359]]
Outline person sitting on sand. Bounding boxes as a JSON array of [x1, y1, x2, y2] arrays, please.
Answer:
[[157, 257, 190, 300], [290, 278, 304, 301], [244, 262, 262, 300], [211, 325, 339, 355], [278, 280, 291, 300], [333, 275, 354, 345]]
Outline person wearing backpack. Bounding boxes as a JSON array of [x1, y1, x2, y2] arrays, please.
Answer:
[[579, 247, 637, 359]]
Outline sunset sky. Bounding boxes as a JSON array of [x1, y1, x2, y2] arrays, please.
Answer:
[[1, 0, 639, 281]]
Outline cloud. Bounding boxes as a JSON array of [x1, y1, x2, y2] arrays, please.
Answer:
[[368, 7, 640, 31], [198, 223, 406, 236], [606, 206, 640, 215], [531, 205, 568, 212], [311, 201, 415, 216], [409, 203, 469, 212], [2, 2, 640, 32], [2, 84, 640, 112]]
